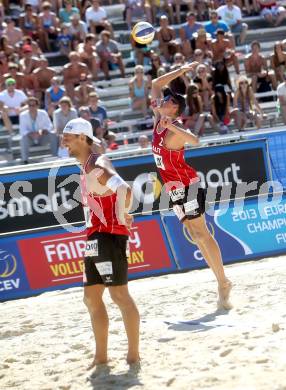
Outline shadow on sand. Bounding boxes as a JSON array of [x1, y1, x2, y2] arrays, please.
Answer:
[[164, 309, 232, 333], [87, 363, 143, 390]]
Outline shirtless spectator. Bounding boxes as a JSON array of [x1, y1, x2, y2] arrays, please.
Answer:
[[33, 57, 56, 103], [68, 13, 87, 48], [191, 28, 212, 60], [85, 0, 113, 38], [38, 2, 59, 52], [0, 78, 28, 124], [3, 18, 23, 46], [45, 76, 65, 116], [96, 30, 125, 80], [77, 33, 98, 80], [74, 73, 95, 107], [63, 51, 89, 100], [258, 0, 286, 26], [244, 40, 277, 92], [19, 44, 40, 93], [179, 12, 203, 59], [270, 41, 286, 84], [19, 4, 39, 39], [212, 29, 239, 75], [217, 0, 248, 44], [157, 15, 178, 62], [3, 63, 25, 91]]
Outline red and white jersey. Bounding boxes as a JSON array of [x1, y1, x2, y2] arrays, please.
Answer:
[[80, 153, 129, 237], [152, 121, 199, 192]]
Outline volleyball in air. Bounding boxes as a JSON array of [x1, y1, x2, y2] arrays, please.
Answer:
[[131, 21, 155, 45]]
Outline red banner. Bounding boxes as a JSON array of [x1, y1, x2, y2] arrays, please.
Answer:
[[18, 219, 173, 290], [127, 219, 172, 274], [18, 233, 86, 289]]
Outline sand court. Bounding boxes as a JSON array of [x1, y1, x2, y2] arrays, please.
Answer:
[[1, 256, 286, 390]]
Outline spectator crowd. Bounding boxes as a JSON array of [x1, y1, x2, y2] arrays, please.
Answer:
[[0, 0, 286, 164]]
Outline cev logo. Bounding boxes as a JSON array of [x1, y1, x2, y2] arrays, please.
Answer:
[[0, 250, 17, 278]]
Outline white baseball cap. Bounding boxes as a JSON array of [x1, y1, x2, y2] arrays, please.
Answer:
[[63, 118, 101, 144]]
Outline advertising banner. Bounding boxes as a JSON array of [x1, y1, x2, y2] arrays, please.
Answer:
[[0, 166, 83, 234], [127, 217, 176, 277], [0, 239, 30, 300], [214, 196, 286, 256], [0, 140, 270, 234], [162, 195, 286, 270], [0, 216, 175, 301]]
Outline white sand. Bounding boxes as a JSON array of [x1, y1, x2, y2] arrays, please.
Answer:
[[1, 256, 286, 390]]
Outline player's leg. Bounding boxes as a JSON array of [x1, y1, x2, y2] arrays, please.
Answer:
[[83, 284, 108, 367], [183, 214, 232, 308], [106, 235, 140, 364], [83, 234, 109, 368], [109, 284, 140, 364]]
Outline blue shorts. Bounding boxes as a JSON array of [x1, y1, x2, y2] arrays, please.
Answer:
[[230, 22, 247, 34]]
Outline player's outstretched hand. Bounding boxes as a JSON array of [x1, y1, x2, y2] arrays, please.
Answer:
[[181, 62, 198, 74]]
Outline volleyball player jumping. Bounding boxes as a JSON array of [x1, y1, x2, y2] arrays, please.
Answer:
[[151, 64, 233, 309]]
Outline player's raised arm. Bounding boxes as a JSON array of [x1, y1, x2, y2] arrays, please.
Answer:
[[151, 62, 197, 100]]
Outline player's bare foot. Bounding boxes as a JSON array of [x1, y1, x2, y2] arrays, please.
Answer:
[[127, 353, 140, 365], [87, 356, 108, 370], [127, 356, 141, 374], [217, 279, 233, 310]]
